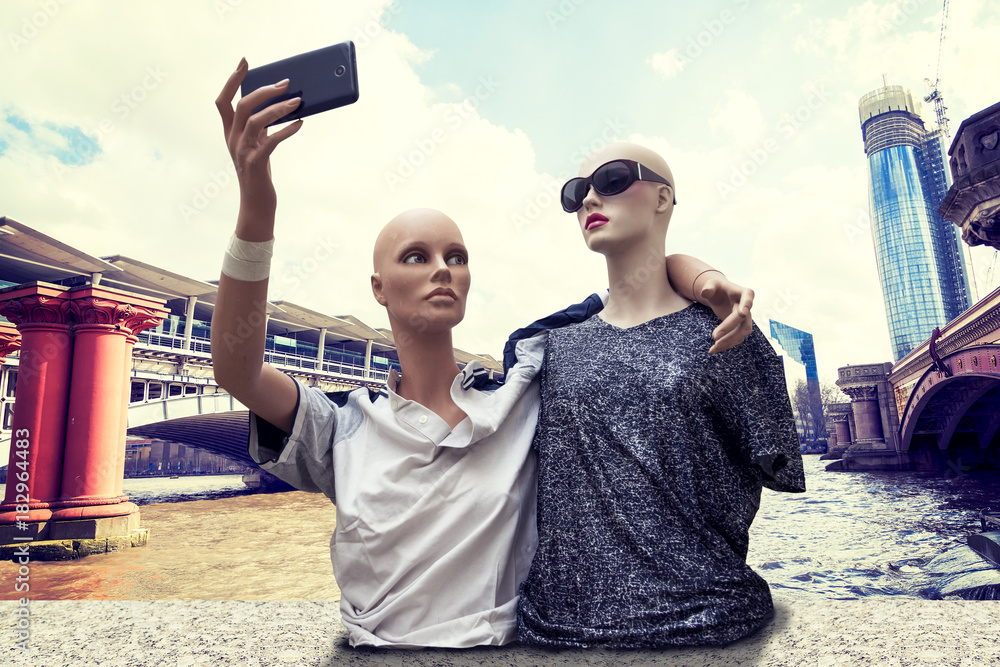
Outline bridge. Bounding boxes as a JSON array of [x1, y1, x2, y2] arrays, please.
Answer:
[[827, 99, 1000, 472], [118, 325, 400, 472], [0, 215, 502, 557], [827, 285, 1000, 472], [125, 392, 253, 470]]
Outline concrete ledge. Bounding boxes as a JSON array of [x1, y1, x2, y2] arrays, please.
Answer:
[[825, 450, 908, 471], [0, 528, 149, 561], [48, 513, 141, 540], [0, 512, 141, 544], [0, 599, 997, 666], [968, 531, 1000, 567]]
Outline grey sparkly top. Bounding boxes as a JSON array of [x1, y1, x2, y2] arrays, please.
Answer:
[[516, 303, 806, 648]]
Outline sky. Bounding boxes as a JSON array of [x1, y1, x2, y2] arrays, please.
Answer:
[[2, 0, 1000, 393]]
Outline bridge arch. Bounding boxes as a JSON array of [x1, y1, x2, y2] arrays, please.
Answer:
[[899, 344, 1000, 469]]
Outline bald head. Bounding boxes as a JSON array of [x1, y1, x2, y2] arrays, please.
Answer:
[[370, 208, 471, 334], [580, 142, 675, 205], [373, 208, 465, 273]]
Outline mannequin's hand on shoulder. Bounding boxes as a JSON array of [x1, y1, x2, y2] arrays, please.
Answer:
[[699, 276, 754, 354]]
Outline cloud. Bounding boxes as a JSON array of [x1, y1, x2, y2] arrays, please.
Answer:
[[648, 49, 688, 79], [707, 89, 767, 148], [0, 114, 104, 180], [0, 0, 607, 365], [1, 0, 997, 388], [624, 121, 891, 384]]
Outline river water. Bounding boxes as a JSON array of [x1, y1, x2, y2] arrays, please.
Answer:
[[749, 457, 1000, 599], [2, 457, 999, 600]]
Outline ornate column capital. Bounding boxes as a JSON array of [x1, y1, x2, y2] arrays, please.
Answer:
[[0, 284, 73, 327], [0, 323, 21, 360], [67, 286, 168, 334], [843, 386, 878, 402], [121, 306, 169, 336], [67, 296, 137, 329]]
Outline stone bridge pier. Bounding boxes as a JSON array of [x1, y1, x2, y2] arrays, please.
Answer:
[[825, 363, 904, 471], [824, 402, 853, 457], [0, 282, 166, 560]]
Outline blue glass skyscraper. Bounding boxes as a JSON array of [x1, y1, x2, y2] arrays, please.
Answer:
[[859, 84, 972, 361], [769, 320, 822, 442], [769, 320, 818, 384]]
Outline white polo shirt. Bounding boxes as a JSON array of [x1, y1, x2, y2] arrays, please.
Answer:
[[247, 336, 546, 648]]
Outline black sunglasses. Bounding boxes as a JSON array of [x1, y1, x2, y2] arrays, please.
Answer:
[[560, 159, 676, 213]]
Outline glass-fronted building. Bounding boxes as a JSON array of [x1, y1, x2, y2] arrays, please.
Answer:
[[859, 85, 973, 361], [768, 320, 818, 383], [769, 320, 823, 442]]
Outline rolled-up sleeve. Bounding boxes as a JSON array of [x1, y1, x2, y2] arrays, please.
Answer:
[[717, 327, 807, 494], [247, 377, 341, 499]]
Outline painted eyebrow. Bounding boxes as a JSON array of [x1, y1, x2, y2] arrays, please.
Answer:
[[396, 241, 429, 258], [396, 241, 468, 260]]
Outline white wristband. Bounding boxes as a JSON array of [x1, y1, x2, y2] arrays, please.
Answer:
[[222, 234, 274, 282]]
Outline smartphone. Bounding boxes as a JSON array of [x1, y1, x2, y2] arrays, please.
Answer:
[[241, 41, 359, 126]]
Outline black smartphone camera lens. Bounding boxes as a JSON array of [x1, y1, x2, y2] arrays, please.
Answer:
[[335, 65, 346, 76]]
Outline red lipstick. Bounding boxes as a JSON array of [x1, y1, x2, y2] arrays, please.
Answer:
[[426, 287, 458, 300], [585, 213, 609, 230]]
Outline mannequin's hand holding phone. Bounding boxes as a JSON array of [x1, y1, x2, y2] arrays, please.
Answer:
[[214, 42, 360, 216]]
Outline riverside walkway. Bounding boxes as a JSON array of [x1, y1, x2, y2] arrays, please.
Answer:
[[3, 598, 998, 665], [1, 492, 998, 666]]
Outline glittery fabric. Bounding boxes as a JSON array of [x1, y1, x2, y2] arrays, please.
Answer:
[[517, 303, 806, 648]]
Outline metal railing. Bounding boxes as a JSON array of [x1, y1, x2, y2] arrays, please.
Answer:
[[140, 331, 212, 355], [135, 330, 389, 384]]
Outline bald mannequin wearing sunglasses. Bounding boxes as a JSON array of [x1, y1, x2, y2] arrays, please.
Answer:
[[211, 66, 761, 647], [513, 142, 806, 648]]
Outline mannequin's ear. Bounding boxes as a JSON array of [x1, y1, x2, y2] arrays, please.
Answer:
[[371, 273, 387, 306], [655, 184, 674, 213]]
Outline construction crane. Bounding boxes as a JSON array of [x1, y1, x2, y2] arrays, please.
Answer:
[[924, 0, 950, 136]]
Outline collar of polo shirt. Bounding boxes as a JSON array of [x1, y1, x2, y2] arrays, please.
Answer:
[[380, 362, 500, 448], [384, 361, 491, 397]]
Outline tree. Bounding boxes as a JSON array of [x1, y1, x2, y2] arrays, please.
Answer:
[[790, 378, 830, 442], [790, 379, 850, 442], [821, 379, 850, 408]]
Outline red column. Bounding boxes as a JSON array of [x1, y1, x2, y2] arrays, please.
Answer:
[[115, 334, 135, 496], [49, 287, 166, 521], [0, 285, 74, 524], [114, 307, 163, 495], [0, 322, 21, 362]]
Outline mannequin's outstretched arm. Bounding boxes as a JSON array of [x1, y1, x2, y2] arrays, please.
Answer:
[[211, 59, 301, 432], [665, 254, 754, 354]]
